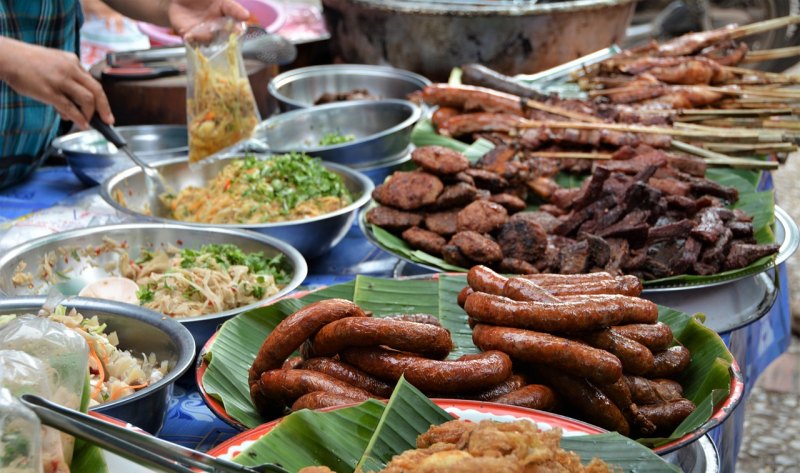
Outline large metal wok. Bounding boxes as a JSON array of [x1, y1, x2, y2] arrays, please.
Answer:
[[321, 0, 637, 81]]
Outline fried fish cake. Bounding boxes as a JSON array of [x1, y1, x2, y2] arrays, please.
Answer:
[[402, 226, 447, 255], [450, 231, 503, 264], [373, 171, 444, 210], [457, 200, 508, 234], [411, 145, 470, 175], [366, 206, 423, 232]]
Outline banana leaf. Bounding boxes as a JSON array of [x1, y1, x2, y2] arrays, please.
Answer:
[[231, 377, 679, 473], [363, 118, 780, 287], [202, 276, 735, 451]]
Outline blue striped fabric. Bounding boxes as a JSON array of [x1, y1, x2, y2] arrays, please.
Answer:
[[0, 0, 83, 188]]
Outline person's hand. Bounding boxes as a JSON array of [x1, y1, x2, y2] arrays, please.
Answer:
[[168, 0, 250, 37], [0, 38, 114, 129]]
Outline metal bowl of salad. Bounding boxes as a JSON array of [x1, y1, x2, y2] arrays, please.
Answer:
[[253, 99, 422, 168], [99, 153, 374, 259], [0, 223, 308, 346], [0, 296, 195, 434]]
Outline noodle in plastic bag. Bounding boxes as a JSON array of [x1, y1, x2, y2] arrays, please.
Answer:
[[185, 18, 260, 163]]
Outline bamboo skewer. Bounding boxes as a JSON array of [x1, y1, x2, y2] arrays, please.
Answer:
[[742, 45, 800, 63], [671, 140, 780, 170], [701, 142, 797, 153], [726, 15, 800, 40], [528, 151, 612, 160], [523, 99, 603, 123]]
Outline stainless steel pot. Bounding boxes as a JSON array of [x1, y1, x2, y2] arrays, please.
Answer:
[[322, 0, 637, 81]]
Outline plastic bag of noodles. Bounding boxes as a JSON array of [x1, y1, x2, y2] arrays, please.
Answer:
[[0, 352, 71, 473], [184, 17, 260, 163]]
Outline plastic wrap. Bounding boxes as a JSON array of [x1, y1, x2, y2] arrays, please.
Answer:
[[0, 353, 69, 473], [0, 316, 88, 467], [185, 18, 260, 163]]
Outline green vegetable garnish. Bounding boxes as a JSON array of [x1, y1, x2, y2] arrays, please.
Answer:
[[136, 287, 155, 304], [179, 243, 289, 284], [318, 132, 356, 146]]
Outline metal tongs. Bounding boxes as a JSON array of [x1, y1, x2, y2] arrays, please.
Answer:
[[21, 394, 289, 473]]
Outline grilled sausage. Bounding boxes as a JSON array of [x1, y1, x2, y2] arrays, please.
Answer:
[[249, 299, 368, 386], [595, 378, 656, 436], [386, 313, 442, 326], [341, 347, 513, 394], [457, 286, 474, 308], [579, 329, 655, 376], [522, 273, 642, 296], [252, 369, 372, 418], [637, 399, 696, 435], [466, 265, 507, 295], [472, 324, 622, 384], [649, 345, 692, 378], [465, 291, 653, 333], [291, 391, 362, 411], [493, 384, 558, 411], [502, 276, 561, 303], [282, 356, 304, 370], [611, 322, 674, 352], [460, 374, 528, 401], [625, 376, 685, 405], [308, 317, 453, 360], [535, 367, 630, 436], [299, 357, 395, 398]]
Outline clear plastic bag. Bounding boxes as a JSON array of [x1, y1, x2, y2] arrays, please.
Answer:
[[185, 18, 260, 163], [0, 315, 89, 467], [0, 387, 43, 473], [0, 353, 70, 473]]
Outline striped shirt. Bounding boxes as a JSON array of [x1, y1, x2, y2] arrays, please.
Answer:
[[0, 0, 83, 189]]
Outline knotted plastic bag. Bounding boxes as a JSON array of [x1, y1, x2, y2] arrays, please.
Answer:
[[185, 17, 260, 163]]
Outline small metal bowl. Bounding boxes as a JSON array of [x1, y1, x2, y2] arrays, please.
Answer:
[[51, 125, 188, 186], [0, 223, 308, 346], [99, 156, 374, 259], [256, 99, 421, 167], [0, 296, 195, 434], [268, 64, 431, 111]]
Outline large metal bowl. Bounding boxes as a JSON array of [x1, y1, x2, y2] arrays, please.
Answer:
[[322, 0, 637, 81], [0, 296, 195, 434], [255, 99, 421, 167], [51, 125, 188, 186], [99, 156, 374, 259], [268, 64, 431, 111], [0, 223, 308, 346]]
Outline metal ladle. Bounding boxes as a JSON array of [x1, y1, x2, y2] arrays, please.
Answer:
[[88, 114, 173, 216], [21, 394, 289, 473]]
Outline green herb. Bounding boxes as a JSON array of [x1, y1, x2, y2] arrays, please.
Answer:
[[318, 132, 356, 146], [70, 249, 81, 260], [135, 249, 155, 265], [237, 153, 352, 215], [55, 270, 71, 280], [136, 287, 155, 304], [251, 285, 265, 299], [178, 244, 290, 284], [1, 433, 30, 466]]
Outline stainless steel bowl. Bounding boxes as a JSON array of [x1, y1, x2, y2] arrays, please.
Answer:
[[255, 99, 421, 167], [0, 296, 195, 434], [99, 156, 374, 259], [268, 64, 431, 111], [51, 125, 188, 186], [0, 223, 307, 346]]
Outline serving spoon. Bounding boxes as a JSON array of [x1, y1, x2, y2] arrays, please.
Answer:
[[89, 114, 173, 217], [21, 394, 290, 473]]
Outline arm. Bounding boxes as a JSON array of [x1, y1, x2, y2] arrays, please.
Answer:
[[101, 0, 249, 36], [0, 37, 114, 129]]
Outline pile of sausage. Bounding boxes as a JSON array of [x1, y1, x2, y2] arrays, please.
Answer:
[[246, 267, 698, 438], [248, 299, 553, 420], [462, 265, 696, 437]]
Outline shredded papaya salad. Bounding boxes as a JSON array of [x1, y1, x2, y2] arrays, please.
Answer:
[[48, 306, 169, 405], [186, 32, 259, 162], [163, 153, 353, 224]]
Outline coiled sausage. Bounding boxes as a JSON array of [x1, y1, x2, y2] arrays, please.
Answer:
[[299, 357, 395, 398]]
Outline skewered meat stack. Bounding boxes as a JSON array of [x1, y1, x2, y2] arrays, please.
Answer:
[[463, 265, 696, 437], [367, 145, 780, 279]]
